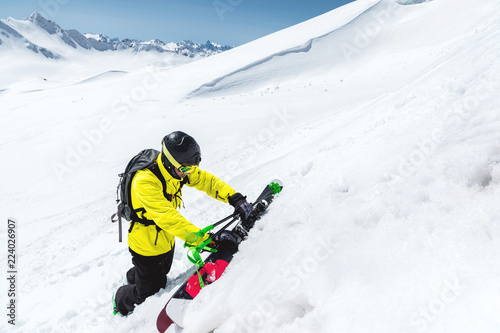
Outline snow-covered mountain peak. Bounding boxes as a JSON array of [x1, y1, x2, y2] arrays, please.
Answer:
[[26, 11, 61, 34], [0, 12, 233, 58]]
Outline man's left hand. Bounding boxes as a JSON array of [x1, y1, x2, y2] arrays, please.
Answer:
[[228, 193, 253, 220]]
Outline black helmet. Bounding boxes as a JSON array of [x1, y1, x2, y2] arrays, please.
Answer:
[[161, 131, 201, 178]]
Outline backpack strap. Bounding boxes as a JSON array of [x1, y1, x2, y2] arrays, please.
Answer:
[[128, 208, 157, 230], [127, 161, 166, 238], [148, 162, 189, 202], [180, 176, 190, 186], [128, 162, 191, 246], [148, 162, 173, 202]]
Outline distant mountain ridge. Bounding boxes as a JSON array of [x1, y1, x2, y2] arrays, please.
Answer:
[[0, 12, 232, 59]]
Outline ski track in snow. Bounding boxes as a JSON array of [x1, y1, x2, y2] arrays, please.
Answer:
[[1, 0, 500, 332]]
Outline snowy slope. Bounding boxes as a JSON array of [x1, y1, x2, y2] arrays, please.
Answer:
[[1, 0, 500, 332]]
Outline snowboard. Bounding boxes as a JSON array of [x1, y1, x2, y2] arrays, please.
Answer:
[[156, 180, 283, 332]]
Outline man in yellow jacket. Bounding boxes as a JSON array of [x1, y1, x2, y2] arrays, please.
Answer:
[[114, 131, 252, 316]]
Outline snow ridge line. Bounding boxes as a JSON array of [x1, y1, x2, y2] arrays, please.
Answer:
[[188, 1, 383, 97], [188, 39, 314, 96], [76, 70, 128, 85]]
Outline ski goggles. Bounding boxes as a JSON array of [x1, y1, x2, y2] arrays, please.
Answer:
[[162, 142, 198, 175], [177, 164, 197, 175]]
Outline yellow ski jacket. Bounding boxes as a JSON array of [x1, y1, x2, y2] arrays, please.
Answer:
[[128, 154, 236, 256]]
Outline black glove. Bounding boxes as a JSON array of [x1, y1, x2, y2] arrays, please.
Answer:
[[228, 192, 253, 220], [210, 230, 240, 252]]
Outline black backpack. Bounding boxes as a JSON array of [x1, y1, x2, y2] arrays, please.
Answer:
[[111, 149, 188, 242]]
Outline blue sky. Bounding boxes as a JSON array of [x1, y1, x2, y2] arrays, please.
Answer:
[[0, 0, 354, 46]]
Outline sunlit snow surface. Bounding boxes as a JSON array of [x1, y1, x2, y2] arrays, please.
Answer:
[[1, 0, 499, 332]]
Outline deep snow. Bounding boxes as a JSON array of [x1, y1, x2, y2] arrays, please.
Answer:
[[1, 0, 500, 332]]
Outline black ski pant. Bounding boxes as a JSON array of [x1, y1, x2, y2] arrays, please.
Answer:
[[115, 247, 174, 315]]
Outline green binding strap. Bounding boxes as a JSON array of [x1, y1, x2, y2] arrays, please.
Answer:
[[270, 181, 282, 194], [184, 225, 217, 289]]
